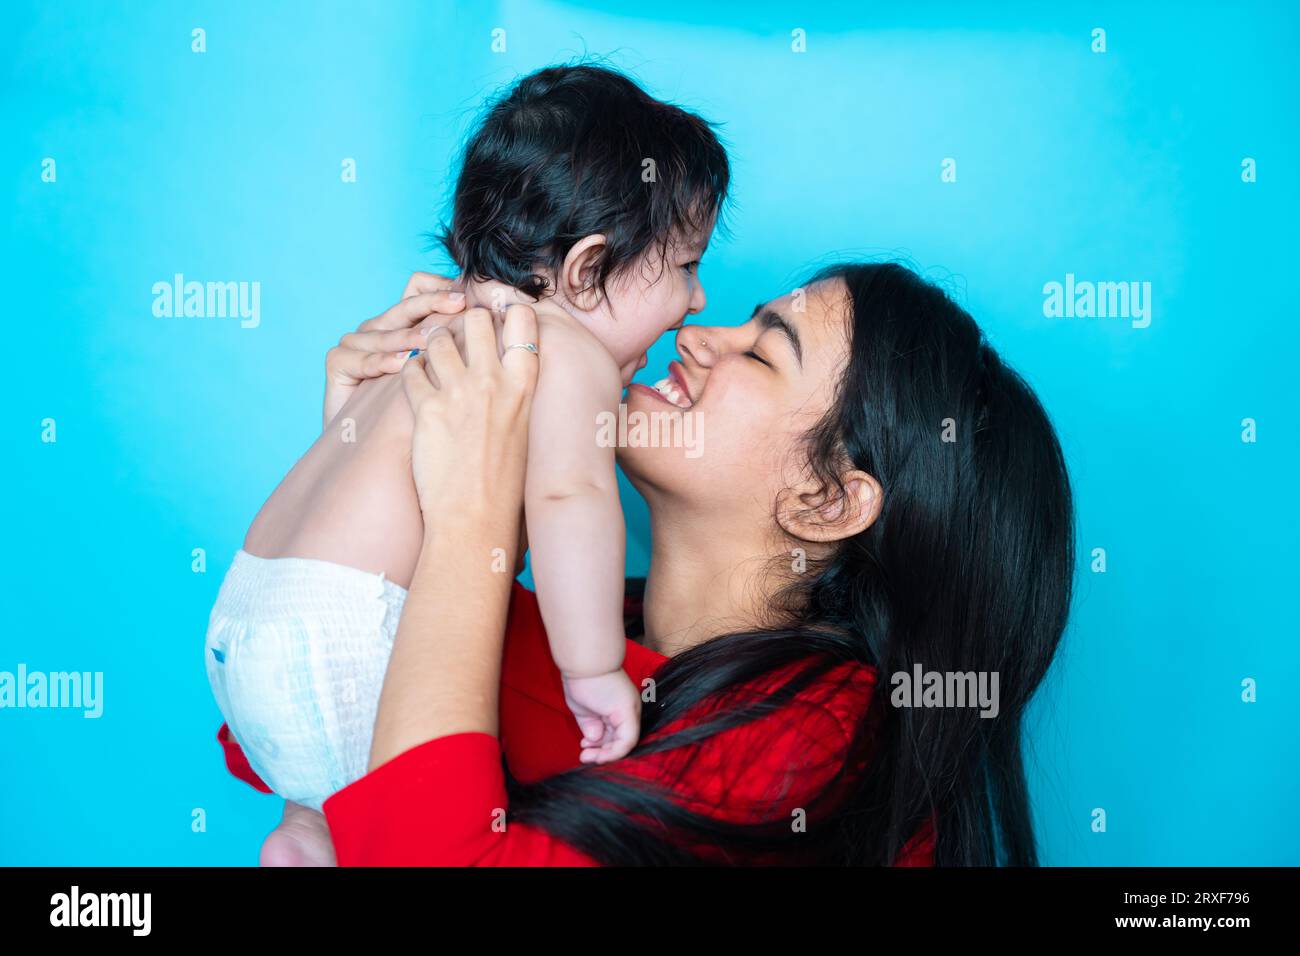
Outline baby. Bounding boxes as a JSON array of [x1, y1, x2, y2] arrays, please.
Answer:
[[204, 65, 728, 859]]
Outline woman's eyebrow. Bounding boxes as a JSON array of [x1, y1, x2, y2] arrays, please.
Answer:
[[749, 303, 803, 367]]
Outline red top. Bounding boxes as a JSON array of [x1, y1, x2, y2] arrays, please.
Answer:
[[216, 582, 936, 866]]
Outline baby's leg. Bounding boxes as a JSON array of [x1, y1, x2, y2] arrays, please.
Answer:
[[243, 372, 426, 589], [259, 800, 336, 867]]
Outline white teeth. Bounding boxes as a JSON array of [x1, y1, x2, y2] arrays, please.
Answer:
[[648, 375, 693, 409]]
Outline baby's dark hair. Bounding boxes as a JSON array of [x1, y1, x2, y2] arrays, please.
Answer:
[[437, 64, 730, 299]]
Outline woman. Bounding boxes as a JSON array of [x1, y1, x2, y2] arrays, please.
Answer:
[[220, 261, 1074, 865]]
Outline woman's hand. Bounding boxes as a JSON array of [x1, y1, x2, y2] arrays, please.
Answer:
[[400, 304, 540, 526], [323, 272, 467, 428]]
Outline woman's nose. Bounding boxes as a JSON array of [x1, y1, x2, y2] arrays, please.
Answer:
[[676, 325, 722, 368]]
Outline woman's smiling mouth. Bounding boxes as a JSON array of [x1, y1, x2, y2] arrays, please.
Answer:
[[647, 361, 694, 409], [629, 380, 691, 409], [627, 359, 697, 410], [647, 379, 693, 409]]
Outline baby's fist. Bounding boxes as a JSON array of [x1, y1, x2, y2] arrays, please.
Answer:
[[561, 670, 642, 764]]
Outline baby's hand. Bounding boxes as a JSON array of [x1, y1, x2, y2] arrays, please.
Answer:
[[561, 670, 642, 764]]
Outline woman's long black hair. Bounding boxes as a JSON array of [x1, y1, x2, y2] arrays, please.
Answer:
[[507, 262, 1075, 866]]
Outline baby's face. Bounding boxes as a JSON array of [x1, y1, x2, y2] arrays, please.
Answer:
[[586, 229, 711, 383]]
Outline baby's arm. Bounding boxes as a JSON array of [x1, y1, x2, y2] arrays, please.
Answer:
[[524, 323, 640, 761]]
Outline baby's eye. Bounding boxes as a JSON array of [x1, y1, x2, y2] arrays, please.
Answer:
[[682, 260, 700, 273]]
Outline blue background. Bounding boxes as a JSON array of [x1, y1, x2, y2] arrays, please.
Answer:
[[3, 0, 1296, 865]]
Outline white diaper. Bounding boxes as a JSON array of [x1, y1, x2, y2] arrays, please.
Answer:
[[204, 550, 408, 812]]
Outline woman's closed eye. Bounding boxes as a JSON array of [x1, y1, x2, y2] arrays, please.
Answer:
[[744, 349, 772, 367]]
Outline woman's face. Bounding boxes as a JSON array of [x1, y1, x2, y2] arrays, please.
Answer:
[[620, 278, 852, 522]]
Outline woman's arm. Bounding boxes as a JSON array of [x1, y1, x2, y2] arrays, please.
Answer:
[[325, 731, 600, 866], [324, 304, 608, 865], [215, 723, 272, 792], [367, 305, 539, 768]]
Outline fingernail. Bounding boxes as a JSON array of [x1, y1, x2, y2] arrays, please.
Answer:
[[447, 292, 465, 301]]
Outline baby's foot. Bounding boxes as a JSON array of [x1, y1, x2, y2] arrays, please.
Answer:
[[259, 802, 337, 867]]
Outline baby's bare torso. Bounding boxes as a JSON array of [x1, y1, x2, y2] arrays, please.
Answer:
[[242, 306, 576, 590]]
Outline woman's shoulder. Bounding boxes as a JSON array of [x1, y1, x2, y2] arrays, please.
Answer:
[[725, 654, 878, 734], [628, 659, 875, 826], [640, 654, 876, 790]]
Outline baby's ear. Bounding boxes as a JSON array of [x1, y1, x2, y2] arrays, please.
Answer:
[[559, 235, 608, 310]]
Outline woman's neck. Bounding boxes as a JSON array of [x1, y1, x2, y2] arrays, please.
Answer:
[[640, 504, 786, 658]]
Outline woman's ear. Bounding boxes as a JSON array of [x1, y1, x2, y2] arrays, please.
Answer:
[[560, 234, 608, 310], [776, 470, 883, 544]]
